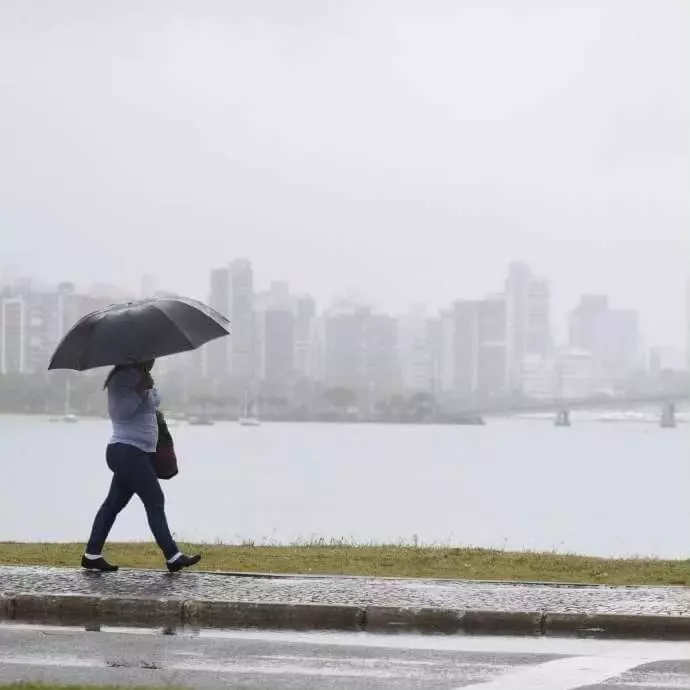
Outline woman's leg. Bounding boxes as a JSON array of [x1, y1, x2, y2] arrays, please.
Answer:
[[114, 445, 180, 561], [136, 462, 179, 561], [83, 445, 135, 571], [85, 472, 134, 555]]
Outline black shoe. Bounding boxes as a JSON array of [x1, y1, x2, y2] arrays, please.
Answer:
[[167, 553, 201, 573], [81, 555, 119, 572]]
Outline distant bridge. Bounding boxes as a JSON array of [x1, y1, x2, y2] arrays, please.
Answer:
[[452, 392, 689, 418]]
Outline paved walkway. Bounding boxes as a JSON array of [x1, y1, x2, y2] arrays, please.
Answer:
[[1, 567, 689, 616]]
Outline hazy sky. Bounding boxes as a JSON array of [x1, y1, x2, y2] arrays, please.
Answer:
[[1, 1, 688, 348]]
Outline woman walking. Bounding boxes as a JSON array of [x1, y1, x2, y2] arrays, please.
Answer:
[[82, 360, 200, 573]]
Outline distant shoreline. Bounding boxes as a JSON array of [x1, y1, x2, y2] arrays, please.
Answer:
[[0, 411, 487, 426], [2, 410, 686, 425]]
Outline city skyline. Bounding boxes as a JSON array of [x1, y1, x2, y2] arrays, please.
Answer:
[[1, 258, 680, 397], [0, 258, 684, 359], [1, 255, 688, 355]]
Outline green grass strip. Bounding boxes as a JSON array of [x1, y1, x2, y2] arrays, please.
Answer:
[[1, 542, 689, 585]]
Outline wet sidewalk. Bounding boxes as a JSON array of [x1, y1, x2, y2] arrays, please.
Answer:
[[1, 566, 689, 617]]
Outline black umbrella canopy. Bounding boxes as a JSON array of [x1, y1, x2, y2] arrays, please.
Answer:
[[48, 296, 231, 371]]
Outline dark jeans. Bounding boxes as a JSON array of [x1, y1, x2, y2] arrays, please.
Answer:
[[86, 443, 179, 560]]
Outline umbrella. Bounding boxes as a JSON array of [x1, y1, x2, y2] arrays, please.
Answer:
[[48, 296, 231, 371]]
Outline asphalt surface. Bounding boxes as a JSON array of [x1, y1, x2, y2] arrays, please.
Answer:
[[2, 566, 690, 616], [1, 624, 689, 689]]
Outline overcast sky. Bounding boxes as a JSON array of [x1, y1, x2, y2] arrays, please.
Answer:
[[0, 0, 688, 349]]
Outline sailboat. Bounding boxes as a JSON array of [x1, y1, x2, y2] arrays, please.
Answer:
[[238, 391, 260, 427]]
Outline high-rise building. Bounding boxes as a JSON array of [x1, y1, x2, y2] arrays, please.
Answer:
[[323, 305, 398, 396], [259, 307, 295, 391], [1, 284, 66, 374], [207, 267, 231, 376], [55, 282, 80, 339], [450, 295, 508, 403], [323, 308, 364, 390], [365, 313, 400, 395], [608, 308, 641, 376], [310, 314, 327, 384], [209, 267, 232, 318], [25, 290, 61, 373], [229, 258, 255, 382], [435, 310, 455, 395], [397, 306, 432, 392], [452, 300, 479, 399], [253, 280, 295, 390], [569, 295, 641, 380], [426, 314, 446, 392], [0, 295, 26, 374], [207, 260, 256, 382], [293, 294, 317, 380], [569, 294, 608, 350], [476, 295, 508, 401], [504, 262, 551, 392]]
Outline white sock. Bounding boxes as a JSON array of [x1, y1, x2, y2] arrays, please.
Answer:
[[84, 553, 102, 560], [167, 552, 183, 564]]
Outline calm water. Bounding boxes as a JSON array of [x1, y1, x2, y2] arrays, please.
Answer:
[[1, 415, 688, 558]]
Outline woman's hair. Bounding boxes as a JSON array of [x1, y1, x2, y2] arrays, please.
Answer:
[[103, 365, 125, 390], [103, 360, 155, 390]]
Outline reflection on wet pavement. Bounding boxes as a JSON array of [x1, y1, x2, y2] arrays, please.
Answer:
[[1, 625, 689, 690]]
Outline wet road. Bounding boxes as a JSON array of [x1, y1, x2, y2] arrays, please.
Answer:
[[2, 566, 690, 616], [1, 624, 689, 689]]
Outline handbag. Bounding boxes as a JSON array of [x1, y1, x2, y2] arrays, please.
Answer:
[[151, 410, 179, 480]]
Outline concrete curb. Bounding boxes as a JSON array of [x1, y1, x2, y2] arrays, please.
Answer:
[[183, 600, 363, 632], [8, 593, 183, 629], [364, 606, 465, 634], [1, 592, 690, 640], [362, 607, 542, 635], [544, 613, 690, 640], [0, 593, 13, 620], [463, 610, 543, 636]]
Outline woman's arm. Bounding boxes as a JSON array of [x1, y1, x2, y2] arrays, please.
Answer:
[[109, 369, 149, 421]]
